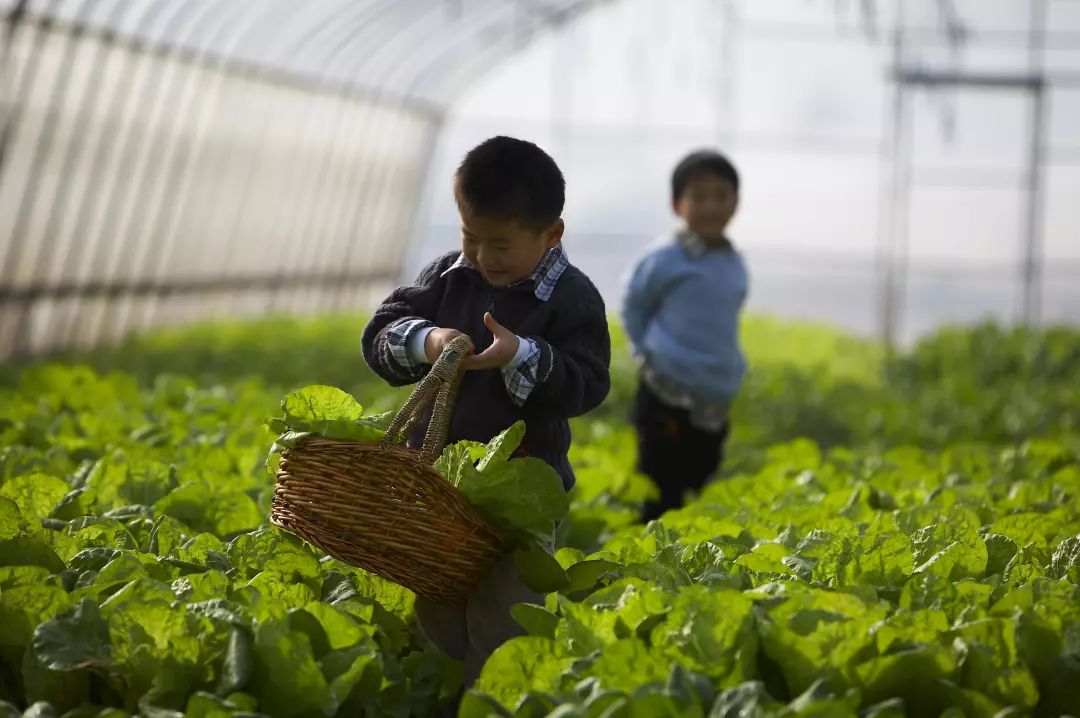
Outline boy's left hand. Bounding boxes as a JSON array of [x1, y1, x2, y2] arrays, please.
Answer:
[[463, 312, 520, 370]]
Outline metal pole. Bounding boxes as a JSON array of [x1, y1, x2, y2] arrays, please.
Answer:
[[17, 0, 138, 355], [720, 0, 738, 144], [172, 0, 306, 329], [0, 0, 48, 174], [1021, 88, 1046, 327], [0, 0, 101, 288], [269, 0, 430, 315], [890, 88, 914, 350], [289, 86, 371, 315], [329, 61, 434, 311], [0, 0, 46, 356], [0, 0, 29, 64], [300, 1, 449, 314], [387, 117, 444, 291], [341, 1, 519, 311], [125, 0, 299, 334], [551, 9, 573, 165], [389, 115, 445, 305], [49, 2, 183, 348], [0, 0, 103, 356], [1020, 0, 1047, 327], [305, 0, 451, 308], [110, 0, 254, 339], [310, 94, 390, 315], [72, 0, 226, 347], [424, 0, 621, 106], [330, 109, 411, 313], [879, 0, 906, 353], [264, 1, 413, 315]]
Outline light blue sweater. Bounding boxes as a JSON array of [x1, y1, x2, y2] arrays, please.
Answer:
[[621, 233, 749, 405]]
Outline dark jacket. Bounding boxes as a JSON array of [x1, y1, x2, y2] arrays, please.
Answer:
[[361, 250, 611, 489]]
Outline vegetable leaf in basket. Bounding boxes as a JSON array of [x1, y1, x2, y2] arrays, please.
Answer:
[[266, 386, 391, 466], [455, 458, 568, 540], [476, 421, 525, 473], [434, 441, 488, 486], [280, 385, 390, 441], [436, 422, 570, 593], [437, 422, 569, 541]]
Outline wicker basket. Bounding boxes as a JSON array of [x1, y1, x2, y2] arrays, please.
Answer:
[[270, 335, 505, 605]]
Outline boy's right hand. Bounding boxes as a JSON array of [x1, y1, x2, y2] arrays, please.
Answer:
[[424, 327, 474, 363]]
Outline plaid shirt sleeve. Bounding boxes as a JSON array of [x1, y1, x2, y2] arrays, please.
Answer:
[[380, 318, 434, 383], [501, 336, 543, 407]]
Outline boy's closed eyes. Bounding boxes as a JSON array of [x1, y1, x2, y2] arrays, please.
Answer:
[[458, 212, 564, 288]]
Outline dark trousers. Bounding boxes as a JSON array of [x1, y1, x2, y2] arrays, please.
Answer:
[[632, 380, 730, 523]]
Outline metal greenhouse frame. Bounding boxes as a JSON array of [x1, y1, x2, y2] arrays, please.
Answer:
[[0, 0, 611, 358], [1, 0, 1075, 359]]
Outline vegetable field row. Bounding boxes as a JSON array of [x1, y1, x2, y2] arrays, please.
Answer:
[[1, 318, 1078, 717]]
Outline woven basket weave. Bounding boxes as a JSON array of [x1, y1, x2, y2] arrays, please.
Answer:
[[270, 335, 505, 605]]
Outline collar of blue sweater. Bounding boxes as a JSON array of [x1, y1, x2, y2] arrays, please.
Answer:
[[678, 231, 734, 258], [440, 244, 570, 301]]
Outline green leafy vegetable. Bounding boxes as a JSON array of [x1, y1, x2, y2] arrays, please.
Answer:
[[0, 316, 1078, 716]]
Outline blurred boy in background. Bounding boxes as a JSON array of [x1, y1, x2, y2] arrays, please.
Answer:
[[621, 150, 748, 522]]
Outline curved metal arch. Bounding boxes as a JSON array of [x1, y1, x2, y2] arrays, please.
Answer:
[[159, 0, 360, 322], [362, 0, 525, 100], [20, 0, 156, 286], [322, 1, 530, 296], [401, 0, 619, 104], [347, 0, 486, 90], [267, 0, 464, 312], [45, 0, 199, 269], [237, 0, 353, 67], [0, 0, 201, 352], [255, 0, 443, 314], [0, 0, 111, 287], [42, 0, 196, 303], [270, 0, 385, 72], [297, 16, 442, 311], [299, 0, 615, 301], [6, 1, 623, 109], [133, 0, 327, 328], [285, 0, 421, 82], [56, 0, 246, 345], [0, 0, 631, 354], [264, 0, 613, 107], [206, 0, 332, 269]]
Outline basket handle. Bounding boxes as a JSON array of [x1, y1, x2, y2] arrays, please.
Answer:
[[381, 333, 471, 464]]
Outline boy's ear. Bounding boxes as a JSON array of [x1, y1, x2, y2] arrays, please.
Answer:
[[544, 218, 565, 248]]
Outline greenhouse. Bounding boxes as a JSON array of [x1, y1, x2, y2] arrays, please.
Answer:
[[1, 1, 1078, 716]]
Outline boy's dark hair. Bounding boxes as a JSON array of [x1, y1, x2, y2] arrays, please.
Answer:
[[454, 136, 565, 230], [672, 150, 739, 202]]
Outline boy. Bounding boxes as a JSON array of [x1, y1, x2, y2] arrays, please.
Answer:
[[361, 136, 610, 687], [621, 150, 748, 523]]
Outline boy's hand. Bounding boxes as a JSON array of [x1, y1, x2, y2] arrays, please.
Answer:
[[463, 313, 520, 370], [424, 328, 474, 363]]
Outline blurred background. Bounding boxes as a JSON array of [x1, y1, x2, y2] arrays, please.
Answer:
[[1, 0, 1077, 361]]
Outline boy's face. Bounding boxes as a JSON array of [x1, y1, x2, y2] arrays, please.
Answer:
[[460, 212, 564, 287], [674, 173, 739, 242]]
